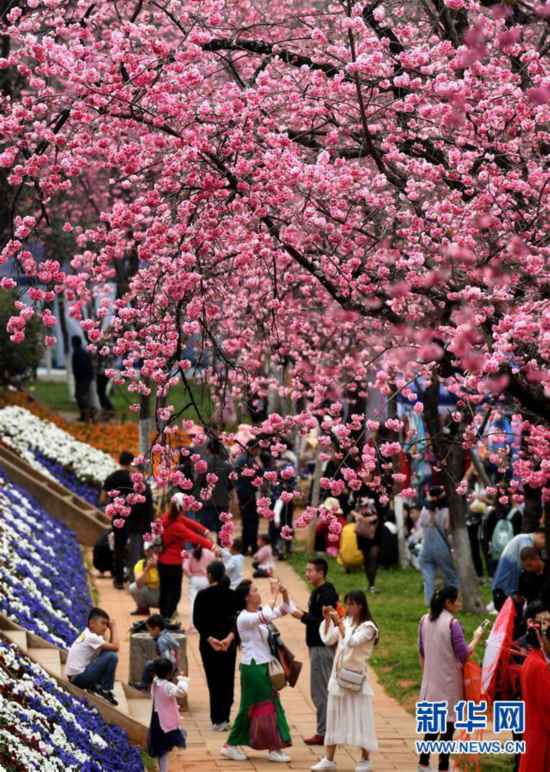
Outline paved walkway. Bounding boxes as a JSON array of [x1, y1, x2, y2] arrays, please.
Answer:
[[96, 559, 418, 771]]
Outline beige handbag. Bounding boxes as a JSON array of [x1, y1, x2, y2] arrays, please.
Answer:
[[268, 658, 286, 691], [335, 645, 365, 692], [336, 666, 365, 692]]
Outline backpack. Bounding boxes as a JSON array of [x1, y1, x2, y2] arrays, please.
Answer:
[[491, 515, 514, 560]]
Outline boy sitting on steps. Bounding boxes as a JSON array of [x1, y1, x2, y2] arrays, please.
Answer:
[[66, 607, 119, 705]]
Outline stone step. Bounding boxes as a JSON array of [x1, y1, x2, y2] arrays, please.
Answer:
[[0, 440, 107, 546], [30, 647, 62, 676], [127, 696, 152, 726], [3, 630, 28, 650], [112, 681, 130, 715]]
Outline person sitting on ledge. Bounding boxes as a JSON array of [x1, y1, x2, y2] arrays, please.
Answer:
[[66, 607, 119, 705], [129, 542, 161, 616], [133, 614, 180, 692]]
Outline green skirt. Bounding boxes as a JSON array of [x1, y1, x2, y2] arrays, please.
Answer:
[[227, 660, 291, 748]]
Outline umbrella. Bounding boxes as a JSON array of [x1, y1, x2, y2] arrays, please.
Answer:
[[481, 597, 516, 703]]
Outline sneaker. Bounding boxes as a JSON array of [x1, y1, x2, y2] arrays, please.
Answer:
[[417, 766, 430, 771], [268, 750, 290, 763], [355, 761, 371, 772], [96, 688, 118, 706], [368, 586, 380, 594], [129, 682, 148, 692], [212, 722, 230, 731], [311, 759, 337, 771], [221, 746, 248, 761]]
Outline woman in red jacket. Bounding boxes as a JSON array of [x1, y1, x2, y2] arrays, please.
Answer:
[[158, 493, 215, 622]]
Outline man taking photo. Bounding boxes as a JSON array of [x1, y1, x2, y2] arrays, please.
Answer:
[[292, 557, 339, 746]]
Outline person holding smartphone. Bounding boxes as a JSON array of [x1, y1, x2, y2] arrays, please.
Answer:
[[417, 586, 484, 772]]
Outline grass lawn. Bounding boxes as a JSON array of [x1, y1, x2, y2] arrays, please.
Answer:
[[287, 551, 514, 771], [29, 379, 213, 423]]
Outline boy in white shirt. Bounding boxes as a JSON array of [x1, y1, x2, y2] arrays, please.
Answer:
[[221, 539, 245, 589], [66, 607, 120, 705]]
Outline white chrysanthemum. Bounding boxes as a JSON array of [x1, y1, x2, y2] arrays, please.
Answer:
[[0, 405, 117, 485]]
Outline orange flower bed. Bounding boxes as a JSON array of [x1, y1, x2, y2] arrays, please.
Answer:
[[0, 390, 192, 460]]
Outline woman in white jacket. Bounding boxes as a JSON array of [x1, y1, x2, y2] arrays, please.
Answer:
[[312, 589, 379, 772]]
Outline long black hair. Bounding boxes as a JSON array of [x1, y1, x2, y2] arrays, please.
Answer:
[[234, 579, 253, 612], [207, 559, 230, 589], [193, 545, 203, 561], [344, 589, 379, 644], [429, 586, 458, 621]]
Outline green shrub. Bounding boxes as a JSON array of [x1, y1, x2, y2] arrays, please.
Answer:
[[0, 289, 43, 386]]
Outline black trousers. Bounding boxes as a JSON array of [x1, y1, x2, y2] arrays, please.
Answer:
[[419, 722, 455, 771], [75, 379, 92, 417], [361, 545, 380, 588], [199, 640, 236, 725], [493, 588, 507, 612], [97, 373, 114, 412], [467, 521, 484, 577], [158, 563, 183, 620], [113, 527, 128, 584], [269, 503, 294, 557], [239, 496, 259, 555]]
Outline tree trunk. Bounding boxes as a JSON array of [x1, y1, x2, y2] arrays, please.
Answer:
[[56, 295, 75, 398], [305, 444, 323, 553], [422, 376, 484, 613], [393, 495, 409, 568], [139, 392, 152, 463]]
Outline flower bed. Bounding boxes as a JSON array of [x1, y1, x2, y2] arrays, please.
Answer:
[[32, 450, 101, 507], [0, 388, 194, 459], [0, 406, 117, 488], [0, 470, 91, 648], [0, 640, 143, 771]]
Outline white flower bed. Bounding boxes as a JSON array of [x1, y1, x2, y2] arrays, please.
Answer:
[[0, 406, 117, 486]]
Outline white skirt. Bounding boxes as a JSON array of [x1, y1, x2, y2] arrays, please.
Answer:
[[325, 691, 378, 750]]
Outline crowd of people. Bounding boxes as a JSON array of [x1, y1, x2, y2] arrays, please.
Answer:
[[84, 439, 550, 772], [75, 547, 380, 771]]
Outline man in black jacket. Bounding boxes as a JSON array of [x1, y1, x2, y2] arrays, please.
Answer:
[[100, 451, 153, 589], [71, 335, 94, 422], [291, 557, 339, 745]]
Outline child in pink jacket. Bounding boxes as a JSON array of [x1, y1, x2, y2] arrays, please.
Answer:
[[148, 658, 188, 771], [252, 534, 275, 578]]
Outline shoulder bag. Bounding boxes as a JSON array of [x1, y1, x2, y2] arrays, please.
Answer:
[[268, 658, 287, 691], [335, 650, 365, 693], [336, 666, 365, 692], [266, 623, 302, 689]]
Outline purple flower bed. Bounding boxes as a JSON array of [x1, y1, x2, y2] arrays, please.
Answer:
[[0, 640, 144, 771], [33, 449, 102, 507], [0, 469, 91, 648]]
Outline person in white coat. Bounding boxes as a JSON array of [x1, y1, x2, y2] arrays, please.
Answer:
[[311, 589, 379, 772]]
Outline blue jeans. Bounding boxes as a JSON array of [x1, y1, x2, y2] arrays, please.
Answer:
[[72, 651, 118, 691], [419, 534, 459, 606]]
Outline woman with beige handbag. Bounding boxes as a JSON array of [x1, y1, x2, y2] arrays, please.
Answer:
[[311, 590, 379, 772], [221, 578, 295, 763]]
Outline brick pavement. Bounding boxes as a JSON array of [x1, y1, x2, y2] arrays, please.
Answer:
[[96, 558, 418, 771]]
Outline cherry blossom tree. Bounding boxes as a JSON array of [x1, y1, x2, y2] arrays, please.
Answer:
[[2, 0, 550, 609]]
